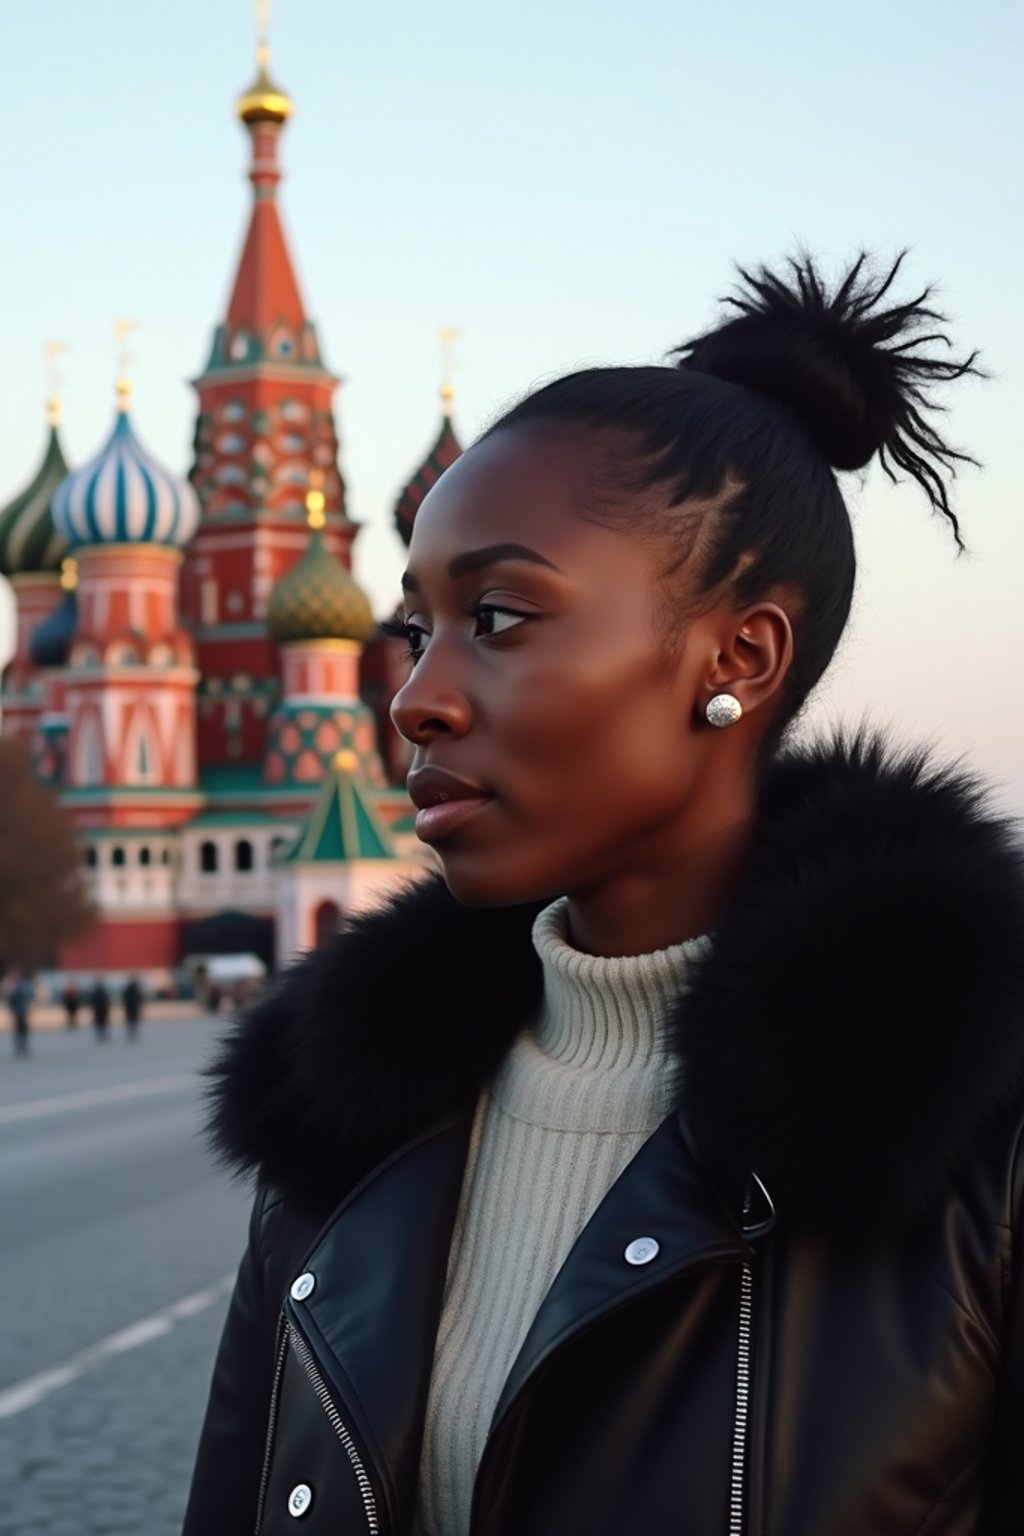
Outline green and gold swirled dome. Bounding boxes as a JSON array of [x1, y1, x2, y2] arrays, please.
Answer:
[[267, 527, 375, 645]]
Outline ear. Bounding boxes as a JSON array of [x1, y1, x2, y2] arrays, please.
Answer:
[[703, 601, 794, 722]]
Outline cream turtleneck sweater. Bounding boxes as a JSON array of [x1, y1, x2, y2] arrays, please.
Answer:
[[413, 897, 710, 1536]]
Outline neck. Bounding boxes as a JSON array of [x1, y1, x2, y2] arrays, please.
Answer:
[[565, 810, 755, 957]]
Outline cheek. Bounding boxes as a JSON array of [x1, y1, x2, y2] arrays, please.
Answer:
[[488, 642, 690, 821]]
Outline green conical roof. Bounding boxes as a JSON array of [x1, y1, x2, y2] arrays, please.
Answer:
[[285, 751, 396, 863], [0, 423, 71, 576], [267, 528, 375, 644]]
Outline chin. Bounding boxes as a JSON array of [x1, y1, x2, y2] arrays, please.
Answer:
[[437, 851, 563, 911]]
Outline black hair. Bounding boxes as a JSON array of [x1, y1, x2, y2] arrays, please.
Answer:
[[485, 252, 981, 744]]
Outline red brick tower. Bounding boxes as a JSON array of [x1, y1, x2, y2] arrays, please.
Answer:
[[181, 32, 357, 768]]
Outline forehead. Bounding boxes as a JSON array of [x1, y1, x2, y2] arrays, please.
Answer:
[[407, 427, 603, 569]]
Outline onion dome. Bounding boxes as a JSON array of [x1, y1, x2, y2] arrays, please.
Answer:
[[269, 479, 375, 644], [268, 527, 375, 644], [29, 559, 78, 667], [0, 403, 71, 576], [394, 407, 462, 547], [52, 385, 200, 550], [236, 44, 293, 125]]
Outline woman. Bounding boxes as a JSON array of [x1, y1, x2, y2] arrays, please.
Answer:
[[183, 254, 1024, 1535]]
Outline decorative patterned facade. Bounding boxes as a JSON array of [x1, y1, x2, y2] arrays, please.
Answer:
[[0, 37, 458, 978]]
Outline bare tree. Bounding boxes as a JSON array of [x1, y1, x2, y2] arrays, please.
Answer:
[[0, 737, 95, 977]]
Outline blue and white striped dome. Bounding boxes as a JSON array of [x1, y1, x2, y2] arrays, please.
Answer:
[[52, 402, 199, 550]]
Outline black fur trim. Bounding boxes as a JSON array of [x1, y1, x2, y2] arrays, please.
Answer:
[[676, 733, 1024, 1239], [206, 733, 1024, 1237], [206, 875, 545, 1212]]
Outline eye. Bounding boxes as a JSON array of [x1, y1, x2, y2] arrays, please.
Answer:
[[378, 604, 532, 666], [473, 604, 530, 639], [378, 616, 429, 663]]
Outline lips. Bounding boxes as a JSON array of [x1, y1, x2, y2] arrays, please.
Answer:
[[406, 765, 494, 846], [406, 765, 491, 811]]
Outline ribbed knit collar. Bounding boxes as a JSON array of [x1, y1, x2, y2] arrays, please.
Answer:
[[490, 897, 711, 1135]]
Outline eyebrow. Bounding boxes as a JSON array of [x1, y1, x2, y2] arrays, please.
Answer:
[[400, 542, 565, 594]]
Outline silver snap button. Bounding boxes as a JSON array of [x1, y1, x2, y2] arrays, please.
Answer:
[[288, 1483, 313, 1517], [290, 1272, 316, 1302], [624, 1236, 660, 1266]]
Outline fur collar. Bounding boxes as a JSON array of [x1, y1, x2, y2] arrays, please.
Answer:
[[207, 734, 1024, 1240]]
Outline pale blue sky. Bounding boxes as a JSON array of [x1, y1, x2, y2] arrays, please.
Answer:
[[3, 0, 1022, 801]]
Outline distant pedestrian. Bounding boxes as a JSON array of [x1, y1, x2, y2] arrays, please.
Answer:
[[89, 978, 111, 1040], [122, 976, 143, 1040], [7, 972, 34, 1057], [61, 979, 82, 1029]]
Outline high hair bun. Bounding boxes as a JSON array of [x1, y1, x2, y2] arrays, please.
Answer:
[[674, 252, 982, 546]]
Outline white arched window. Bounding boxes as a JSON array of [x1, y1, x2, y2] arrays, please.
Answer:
[[215, 464, 247, 486], [272, 460, 311, 487], [106, 642, 138, 666]]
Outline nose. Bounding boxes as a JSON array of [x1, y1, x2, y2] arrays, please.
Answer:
[[390, 655, 473, 746]]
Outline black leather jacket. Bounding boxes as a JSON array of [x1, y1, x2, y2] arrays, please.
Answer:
[[183, 738, 1024, 1535]]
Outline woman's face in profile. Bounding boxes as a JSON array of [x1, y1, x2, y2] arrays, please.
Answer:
[[391, 426, 718, 909]]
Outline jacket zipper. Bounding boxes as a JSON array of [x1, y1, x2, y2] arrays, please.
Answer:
[[255, 1314, 289, 1534], [729, 1173, 775, 1536], [288, 1322, 381, 1535], [253, 1315, 380, 1536], [727, 1260, 754, 1536]]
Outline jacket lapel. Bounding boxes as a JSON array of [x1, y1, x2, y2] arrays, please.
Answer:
[[489, 1110, 752, 1432], [289, 1112, 474, 1535]]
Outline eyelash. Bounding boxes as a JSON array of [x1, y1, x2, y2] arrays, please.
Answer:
[[378, 603, 532, 664]]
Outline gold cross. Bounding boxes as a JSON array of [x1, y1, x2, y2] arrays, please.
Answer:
[[439, 326, 460, 414], [256, 0, 270, 68], [44, 340, 68, 424], [113, 318, 139, 406]]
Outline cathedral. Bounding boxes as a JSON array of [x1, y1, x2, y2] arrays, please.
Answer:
[[0, 39, 462, 979]]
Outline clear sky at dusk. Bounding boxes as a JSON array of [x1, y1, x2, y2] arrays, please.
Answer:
[[3, 0, 1022, 801]]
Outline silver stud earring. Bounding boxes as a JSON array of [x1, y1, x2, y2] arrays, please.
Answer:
[[705, 693, 742, 728]]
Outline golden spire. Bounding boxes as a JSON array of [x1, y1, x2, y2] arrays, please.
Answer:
[[113, 318, 138, 411], [60, 556, 78, 593], [306, 467, 326, 529], [44, 340, 67, 426], [439, 326, 459, 416], [237, 0, 293, 124]]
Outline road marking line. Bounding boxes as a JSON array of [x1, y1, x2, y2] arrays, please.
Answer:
[[0, 1074, 196, 1126], [0, 1274, 235, 1419]]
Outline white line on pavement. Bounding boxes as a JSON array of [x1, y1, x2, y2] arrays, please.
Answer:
[[0, 1274, 235, 1419], [0, 1074, 196, 1127]]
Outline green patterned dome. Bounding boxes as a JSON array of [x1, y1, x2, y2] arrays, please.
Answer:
[[0, 420, 70, 577], [267, 528, 375, 644]]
